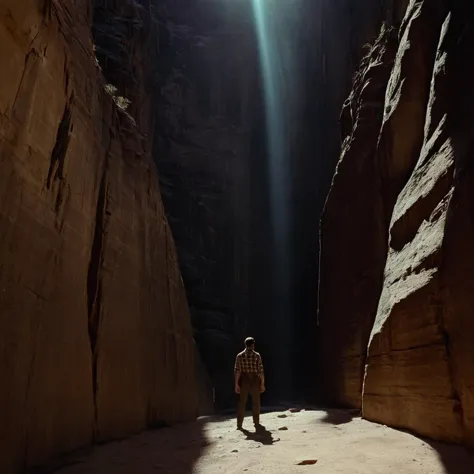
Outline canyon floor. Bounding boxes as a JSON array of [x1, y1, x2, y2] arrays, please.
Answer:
[[49, 409, 474, 474]]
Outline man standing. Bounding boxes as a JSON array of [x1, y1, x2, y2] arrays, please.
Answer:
[[234, 337, 265, 429]]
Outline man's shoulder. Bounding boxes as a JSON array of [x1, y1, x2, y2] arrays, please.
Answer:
[[237, 349, 261, 357]]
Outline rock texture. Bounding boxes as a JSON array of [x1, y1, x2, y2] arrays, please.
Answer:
[[0, 0, 199, 472], [298, 0, 405, 400], [318, 25, 398, 407], [319, 0, 474, 445]]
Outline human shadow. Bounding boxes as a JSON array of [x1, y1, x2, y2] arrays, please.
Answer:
[[319, 408, 359, 425], [241, 425, 279, 446], [30, 418, 210, 474]]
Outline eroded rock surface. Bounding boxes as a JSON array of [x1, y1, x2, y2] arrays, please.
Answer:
[[319, 0, 474, 445], [0, 1, 198, 472], [318, 25, 398, 407]]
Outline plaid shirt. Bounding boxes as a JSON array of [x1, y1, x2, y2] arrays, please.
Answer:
[[234, 349, 264, 376]]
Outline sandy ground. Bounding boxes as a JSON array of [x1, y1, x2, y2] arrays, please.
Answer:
[[51, 409, 474, 474]]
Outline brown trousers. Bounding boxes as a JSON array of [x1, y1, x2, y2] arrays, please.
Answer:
[[237, 373, 261, 426]]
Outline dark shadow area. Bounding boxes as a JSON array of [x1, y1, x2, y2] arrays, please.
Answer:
[[319, 408, 359, 425], [424, 439, 474, 474], [241, 425, 279, 446], [30, 419, 209, 474]]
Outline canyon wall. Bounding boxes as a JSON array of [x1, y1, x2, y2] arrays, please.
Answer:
[[304, 0, 398, 399], [0, 0, 199, 472], [319, 0, 474, 445]]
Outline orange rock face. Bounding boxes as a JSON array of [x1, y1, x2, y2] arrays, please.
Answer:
[[319, 0, 474, 445], [0, 1, 198, 472]]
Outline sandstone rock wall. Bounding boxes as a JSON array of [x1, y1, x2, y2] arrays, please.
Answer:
[[319, 0, 474, 445], [318, 25, 398, 407], [298, 0, 401, 400], [0, 1, 198, 472]]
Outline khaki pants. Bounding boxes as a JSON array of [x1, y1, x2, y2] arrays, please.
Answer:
[[237, 373, 261, 427]]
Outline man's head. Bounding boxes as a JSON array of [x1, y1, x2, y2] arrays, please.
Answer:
[[245, 337, 255, 349]]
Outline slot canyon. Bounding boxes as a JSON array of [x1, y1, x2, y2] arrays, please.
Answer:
[[1, 0, 474, 472]]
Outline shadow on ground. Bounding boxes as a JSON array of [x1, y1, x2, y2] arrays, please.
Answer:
[[241, 425, 280, 445], [216, 404, 289, 416], [31, 418, 211, 474], [421, 439, 474, 474], [319, 408, 359, 425]]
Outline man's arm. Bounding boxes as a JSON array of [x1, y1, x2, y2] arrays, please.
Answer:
[[234, 355, 241, 393], [258, 355, 265, 391], [234, 371, 241, 389]]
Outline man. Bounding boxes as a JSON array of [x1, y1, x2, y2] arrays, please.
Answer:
[[234, 337, 265, 429]]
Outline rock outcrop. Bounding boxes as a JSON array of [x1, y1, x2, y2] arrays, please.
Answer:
[[319, 0, 474, 445], [0, 0, 198, 472]]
